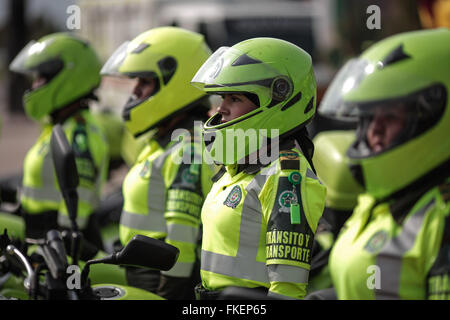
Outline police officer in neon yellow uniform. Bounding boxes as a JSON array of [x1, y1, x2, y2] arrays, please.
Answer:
[[9, 33, 109, 250], [307, 130, 364, 295], [319, 28, 450, 299], [191, 38, 327, 299], [101, 27, 213, 299]]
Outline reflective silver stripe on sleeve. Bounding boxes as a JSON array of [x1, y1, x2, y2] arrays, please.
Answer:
[[42, 151, 56, 187], [166, 223, 199, 244], [201, 250, 269, 283], [147, 156, 167, 219], [306, 168, 319, 181], [145, 143, 180, 225], [201, 162, 279, 283], [22, 151, 61, 203], [120, 143, 181, 234], [120, 210, 166, 233], [375, 199, 435, 300], [78, 187, 100, 208], [267, 264, 309, 284], [306, 167, 323, 185], [22, 184, 99, 208], [21, 186, 61, 203], [161, 261, 194, 277]]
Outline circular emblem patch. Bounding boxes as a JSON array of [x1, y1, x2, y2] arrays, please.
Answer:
[[139, 160, 150, 178], [288, 172, 302, 185], [278, 190, 298, 213], [182, 168, 199, 184], [74, 131, 88, 153], [364, 230, 389, 253], [223, 185, 242, 209]]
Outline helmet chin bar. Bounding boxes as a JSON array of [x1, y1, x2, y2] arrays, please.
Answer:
[[121, 81, 160, 122], [122, 96, 144, 122], [207, 113, 222, 127], [348, 164, 366, 190]]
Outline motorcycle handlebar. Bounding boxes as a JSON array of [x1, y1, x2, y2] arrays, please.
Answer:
[[47, 230, 68, 263], [5, 244, 34, 291], [44, 230, 69, 279]]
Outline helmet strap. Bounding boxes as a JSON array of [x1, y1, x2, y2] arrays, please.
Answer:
[[292, 127, 317, 174], [50, 101, 89, 125], [155, 110, 208, 148], [155, 113, 188, 147]]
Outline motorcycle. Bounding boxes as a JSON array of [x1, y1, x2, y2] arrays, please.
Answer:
[[0, 124, 179, 300]]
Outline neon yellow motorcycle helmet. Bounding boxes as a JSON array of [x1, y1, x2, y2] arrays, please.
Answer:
[[312, 130, 364, 211], [101, 27, 212, 137], [9, 33, 101, 122], [191, 37, 316, 165], [319, 28, 450, 200]]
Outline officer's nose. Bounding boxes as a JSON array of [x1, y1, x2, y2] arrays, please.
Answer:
[[216, 99, 230, 121], [366, 114, 387, 152], [369, 114, 386, 135], [216, 99, 229, 114], [133, 78, 155, 100], [32, 76, 47, 90]]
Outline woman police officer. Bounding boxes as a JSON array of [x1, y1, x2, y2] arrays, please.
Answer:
[[191, 37, 327, 299], [320, 28, 450, 299]]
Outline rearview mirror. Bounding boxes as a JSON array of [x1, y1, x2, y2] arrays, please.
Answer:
[[50, 124, 79, 227], [101, 235, 179, 271]]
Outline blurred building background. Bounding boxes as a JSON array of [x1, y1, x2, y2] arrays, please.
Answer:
[[0, 0, 425, 178]]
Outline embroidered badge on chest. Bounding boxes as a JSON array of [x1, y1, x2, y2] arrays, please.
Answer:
[[37, 142, 49, 156], [364, 230, 389, 253], [223, 185, 242, 209], [139, 160, 150, 178]]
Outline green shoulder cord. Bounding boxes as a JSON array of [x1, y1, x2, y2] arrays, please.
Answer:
[[288, 171, 302, 224]]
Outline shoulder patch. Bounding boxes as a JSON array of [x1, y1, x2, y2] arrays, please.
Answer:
[[427, 214, 450, 299], [170, 162, 202, 193], [223, 185, 242, 209], [73, 125, 88, 154], [279, 150, 300, 170], [71, 124, 96, 183], [266, 176, 314, 265], [182, 165, 200, 184]]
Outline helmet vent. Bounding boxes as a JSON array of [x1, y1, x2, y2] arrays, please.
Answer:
[[380, 44, 410, 68], [281, 91, 302, 111], [304, 97, 314, 114], [231, 54, 262, 67], [158, 56, 177, 85], [131, 43, 150, 54]]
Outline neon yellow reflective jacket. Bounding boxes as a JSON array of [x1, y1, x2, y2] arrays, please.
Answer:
[[329, 178, 450, 300], [200, 149, 327, 299], [306, 228, 335, 293], [120, 134, 213, 278], [21, 110, 109, 229]]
